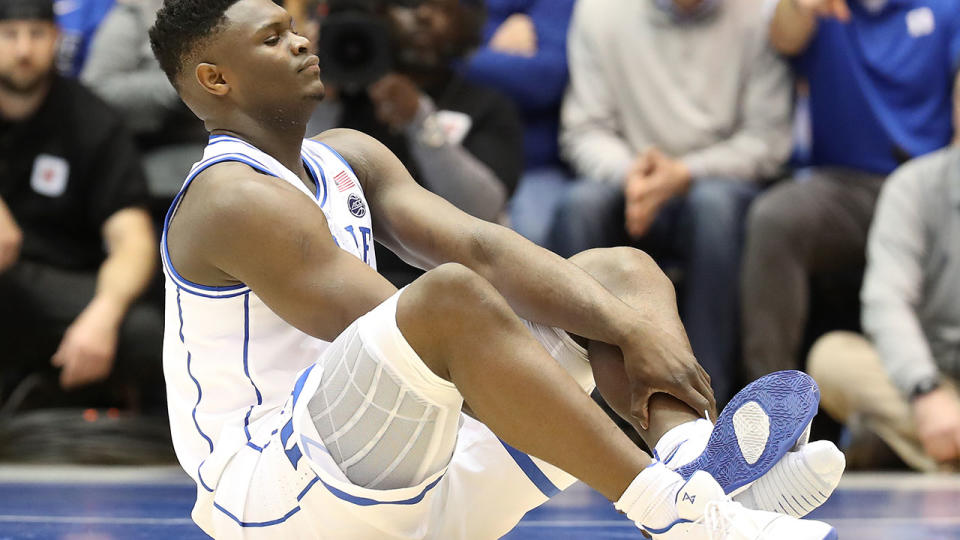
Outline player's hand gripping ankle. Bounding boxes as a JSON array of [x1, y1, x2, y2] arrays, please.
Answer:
[[619, 320, 717, 430]]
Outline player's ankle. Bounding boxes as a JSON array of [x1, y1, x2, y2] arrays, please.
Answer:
[[614, 461, 683, 530], [654, 418, 712, 469]]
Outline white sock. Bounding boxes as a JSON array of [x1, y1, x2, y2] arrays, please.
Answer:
[[614, 461, 684, 531], [653, 419, 712, 469]]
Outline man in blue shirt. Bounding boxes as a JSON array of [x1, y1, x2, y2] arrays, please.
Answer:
[[461, 0, 576, 246], [742, 0, 960, 382], [53, 0, 114, 76]]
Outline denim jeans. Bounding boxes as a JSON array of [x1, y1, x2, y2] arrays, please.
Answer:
[[548, 178, 760, 403], [507, 166, 575, 248]]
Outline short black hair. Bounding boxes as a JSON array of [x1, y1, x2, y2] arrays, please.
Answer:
[[149, 0, 243, 89]]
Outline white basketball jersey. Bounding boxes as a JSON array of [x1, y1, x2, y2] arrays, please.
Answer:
[[160, 134, 376, 493]]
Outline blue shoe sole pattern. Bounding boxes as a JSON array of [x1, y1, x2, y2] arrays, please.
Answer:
[[675, 370, 820, 494]]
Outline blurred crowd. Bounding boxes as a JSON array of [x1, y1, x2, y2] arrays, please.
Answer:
[[0, 0, 959, 471]]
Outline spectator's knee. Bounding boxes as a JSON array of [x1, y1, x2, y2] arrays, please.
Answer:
[[807, 331, 859, 418], [746, 189, 803, 247]]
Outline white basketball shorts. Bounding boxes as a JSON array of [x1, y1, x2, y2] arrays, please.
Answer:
[[196, 290, 596, 539]]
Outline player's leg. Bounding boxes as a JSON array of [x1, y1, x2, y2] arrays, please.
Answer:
[[568, 247, 702, 446], [397, 262, 649, 501], [396, 263, 835, 539], [569, 247, 844, 517]]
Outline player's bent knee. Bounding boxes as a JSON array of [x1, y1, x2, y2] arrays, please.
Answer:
[[407, 263, 497, 310], [574, 246, 672, 296], [398, 263, 510, 376]]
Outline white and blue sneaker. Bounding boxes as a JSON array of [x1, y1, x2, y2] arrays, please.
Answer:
[[648, 471, 837, 540], [655, 371, 844, 517], [674, 370, 822, 494]]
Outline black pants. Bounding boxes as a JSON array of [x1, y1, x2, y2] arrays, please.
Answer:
[[740, 168, 885, 380], [0, 260, 164, 412]]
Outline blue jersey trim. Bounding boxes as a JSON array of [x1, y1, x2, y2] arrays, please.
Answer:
[[177, 287, 214, 454], [211, 469, 443, 527], [213, 501, 301, 528], [162, 153, 274, 297], [316, 141, 358, 178], [208, 134, 264, 155], [318, 473, 444, 507], [291, 364, 316, 408], [197, 465, 214, 493], [499, 440, 560, 498], [242, 292, 263, 441], [302, 153, 328, 206]]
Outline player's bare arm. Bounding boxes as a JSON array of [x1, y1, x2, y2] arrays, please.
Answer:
[[314, 128, 716, 426], [165, 161, 397, 341]]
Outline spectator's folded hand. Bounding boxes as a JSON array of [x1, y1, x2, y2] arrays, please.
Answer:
[[0, 198, 22, 274], [51, 297, 122, 390], [624, 148, 690, 238], [913, 387, 960, 468]]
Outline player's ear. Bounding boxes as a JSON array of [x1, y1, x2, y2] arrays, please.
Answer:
[[196, 63, 229, 96]]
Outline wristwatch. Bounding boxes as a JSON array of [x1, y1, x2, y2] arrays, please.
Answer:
[[909, 376, 941, 401]]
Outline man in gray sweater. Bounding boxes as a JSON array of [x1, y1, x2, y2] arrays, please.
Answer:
[[81, 0, 208, 197], [807, 142, 960, 472], [549, 0, 792, 403]]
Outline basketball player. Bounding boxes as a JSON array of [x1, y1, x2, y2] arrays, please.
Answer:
[[149, 0, 844, 537]]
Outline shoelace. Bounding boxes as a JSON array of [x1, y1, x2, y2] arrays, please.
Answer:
[[703, 499, 746, 540]]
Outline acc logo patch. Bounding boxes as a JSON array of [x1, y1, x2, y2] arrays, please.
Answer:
[[347, 193, 366, 218]]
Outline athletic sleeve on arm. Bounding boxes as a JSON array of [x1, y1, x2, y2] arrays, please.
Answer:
[[405, 94, 515, 221]]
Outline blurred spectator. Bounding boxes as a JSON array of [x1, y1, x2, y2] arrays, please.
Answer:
[[461, 0, 576, 246], [0, 0, 161, 409], [308, 0, 522, 285], [743, 0, 960, 381], [54, 0, 115, 77], [550, 0, 792, 403], [807, 142, 960, 472], [80, 0, 207, 199]]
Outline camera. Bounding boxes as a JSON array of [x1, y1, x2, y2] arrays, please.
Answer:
[[317, 0, 426, 91]]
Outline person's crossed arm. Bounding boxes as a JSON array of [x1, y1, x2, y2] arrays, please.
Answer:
[[319, 129, 716, 428]]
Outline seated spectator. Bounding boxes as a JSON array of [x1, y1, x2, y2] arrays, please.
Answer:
[[743, 0, 960, 381], [461, 0, 576, 246], [550, 0, 792, 403], [308, 0, 522, 285], [807, 139, 960, 471], [0, 0, 162, 410], [54, 0, 115, 77], [80, 0, 207, 199]]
